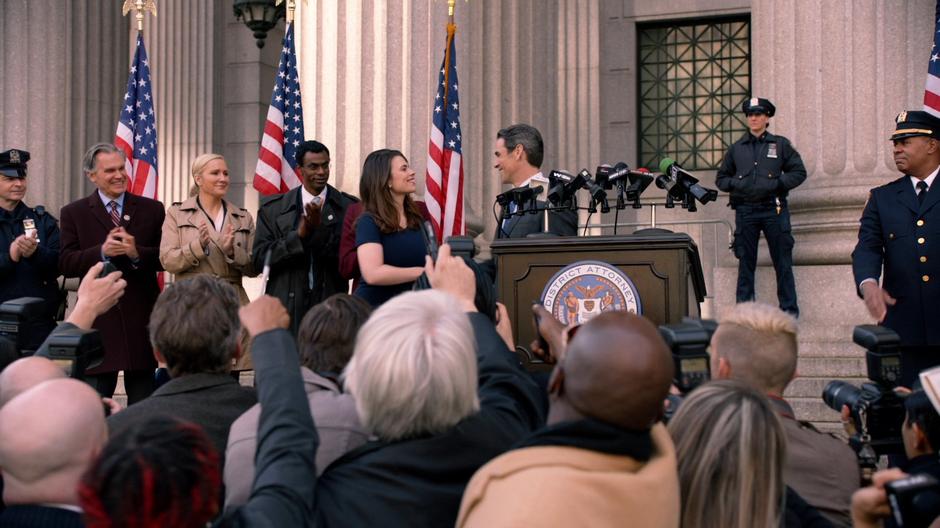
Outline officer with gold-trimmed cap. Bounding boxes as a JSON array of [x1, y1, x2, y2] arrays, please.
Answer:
[[0, 149, 62, 352], [716, 96, 807, 318], [853, 110, 940, 384]]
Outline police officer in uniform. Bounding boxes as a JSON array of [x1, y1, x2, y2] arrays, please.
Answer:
[[0, 149, 61, 352], [853, 111, 940, 382], [716, 98, 807, 317]]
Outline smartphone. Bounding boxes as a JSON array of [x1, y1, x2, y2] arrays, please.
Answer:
[[23, 218, 38, 242], [98, 261, 118, 278]]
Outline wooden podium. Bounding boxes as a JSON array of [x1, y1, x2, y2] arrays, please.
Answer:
[[491, 230, 706, 360]]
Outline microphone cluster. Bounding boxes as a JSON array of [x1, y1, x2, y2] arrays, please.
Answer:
[[495, 157, 719, 217]]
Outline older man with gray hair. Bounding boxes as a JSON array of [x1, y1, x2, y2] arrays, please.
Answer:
[[59, 142, 165, 404], [0, 378, 108, 526], [710, 301, 859, 526], [307, 244, 545, 527]]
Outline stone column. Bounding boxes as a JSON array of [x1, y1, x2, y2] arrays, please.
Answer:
[[742, 0, 935, 425], [0, 0, 127, 213], [294, 0, 601, 236], [135, 0, 221, 205]]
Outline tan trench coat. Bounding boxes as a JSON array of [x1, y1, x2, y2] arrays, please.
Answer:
[[160, 196, 258, 369]]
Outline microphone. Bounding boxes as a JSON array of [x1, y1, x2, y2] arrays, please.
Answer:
[[580, 168, 606, 202], [624, 167, 654, 204], [595, 164, 613, 189], [607, 162, 655, 184], [658, 157, 694, 183], [656, 157, 718, 206], [512, 184, 543, 204], [547, 170, 574, 204]]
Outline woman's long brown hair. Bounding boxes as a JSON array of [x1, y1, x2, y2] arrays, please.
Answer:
[[358, 149, 423, 234]]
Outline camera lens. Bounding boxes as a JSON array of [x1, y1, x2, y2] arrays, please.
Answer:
[[822, 380, 862, 413]]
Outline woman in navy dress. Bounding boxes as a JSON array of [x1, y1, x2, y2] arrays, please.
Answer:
[[354, 149, 428, 306]]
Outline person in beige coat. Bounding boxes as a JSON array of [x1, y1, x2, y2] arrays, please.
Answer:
[[160, 153, 257, 369], [456, 308, 680, 528]]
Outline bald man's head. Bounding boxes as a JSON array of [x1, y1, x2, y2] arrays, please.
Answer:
[[0, 356, 66, 407], [0, 378, 107, 506], [558, 311, 674, 430]]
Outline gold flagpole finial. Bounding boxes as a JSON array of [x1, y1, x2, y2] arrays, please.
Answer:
[[437, 0, 466, 23], [122, 0, 157, 32], [276, 0, 297, 25]]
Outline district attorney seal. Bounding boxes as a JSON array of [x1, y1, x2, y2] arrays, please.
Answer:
[[541, 260, 641, 325]]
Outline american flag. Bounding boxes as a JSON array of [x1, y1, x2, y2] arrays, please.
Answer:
[[425, 24, 465, 240], [115, 33, 158, 199], [254, 23, 304, 195], [925, 0, 940, 117]]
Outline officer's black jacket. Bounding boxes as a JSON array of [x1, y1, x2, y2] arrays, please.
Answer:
[[0, 202, 60, 347], [716, 131, 807, 205]]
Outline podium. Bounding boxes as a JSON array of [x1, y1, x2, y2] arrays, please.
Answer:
[[491, 231, 706, 360]]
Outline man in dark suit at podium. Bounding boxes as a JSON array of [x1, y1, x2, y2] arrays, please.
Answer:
[[493, 124, 577, 239], [853, 110, 940, 380]]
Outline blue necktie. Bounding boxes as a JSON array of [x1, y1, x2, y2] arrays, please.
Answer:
[[501, 201, 518, 232]]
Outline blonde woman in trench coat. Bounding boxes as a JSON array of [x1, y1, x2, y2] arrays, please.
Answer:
[[160, 153, 258, 370]]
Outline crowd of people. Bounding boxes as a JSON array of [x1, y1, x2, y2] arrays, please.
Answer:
[[2, 246, 938, 526], [1, 108, 940, 526]]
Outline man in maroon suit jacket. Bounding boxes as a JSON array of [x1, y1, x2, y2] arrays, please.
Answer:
[[59, 143, 165, 404]]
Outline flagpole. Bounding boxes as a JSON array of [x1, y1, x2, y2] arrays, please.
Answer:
[[122, 0, 157, 32], [442, 1, 457, 113], [276, 0, 297, 26]]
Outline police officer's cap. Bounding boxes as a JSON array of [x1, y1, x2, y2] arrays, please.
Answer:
[[0, 149, 29, 178], [890, 110, 940, 141], [741, 97, 776, 117]]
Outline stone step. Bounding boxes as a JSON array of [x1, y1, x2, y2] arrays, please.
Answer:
[[796, 357, 866, 378]]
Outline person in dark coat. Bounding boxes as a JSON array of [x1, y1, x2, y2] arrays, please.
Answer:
[[716, 98, 807, 317], [493, 124, 577, 239], [0, 149, 61, 352], [252, 140, 358, 335], [854, 111, 940, 375], [310, 245, 545, 527], [59, 143, 164, 404], [79, 295, 318, 528], [106, 275, 257, 478]]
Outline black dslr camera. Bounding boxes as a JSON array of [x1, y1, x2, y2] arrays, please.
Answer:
[[822, 325, 906, 465], [658, 318, 717, 420], [40, 326, 105, 379], [886, 473, 940, 528], [0, 297, 47, 355]]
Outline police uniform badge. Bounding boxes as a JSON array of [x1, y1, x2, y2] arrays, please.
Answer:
[[540, 260, 641, 325], [767, 143, 778, 159], [8, 150, 20, 164], [897, 111, 908, 123]]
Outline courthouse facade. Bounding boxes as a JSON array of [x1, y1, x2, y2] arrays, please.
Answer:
[[0, 0, 933, 425]]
